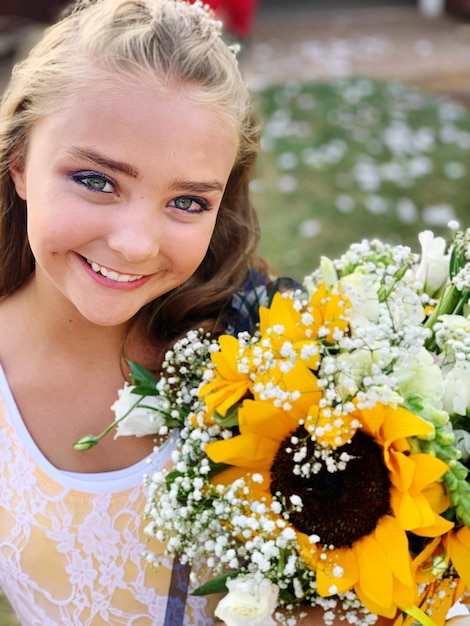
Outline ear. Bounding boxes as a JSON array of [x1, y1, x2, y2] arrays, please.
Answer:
[[9, 158, 27, 200]]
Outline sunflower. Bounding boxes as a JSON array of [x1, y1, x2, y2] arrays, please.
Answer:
[[205, 399, 453, 619], [199, 285, 348, 424], [445, 526, 470, 590], [198, 334, 252, 419], [400, 534, 469, 626]]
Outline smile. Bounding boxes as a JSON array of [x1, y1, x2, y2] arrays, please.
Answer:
[[85, 258, 143, 283]]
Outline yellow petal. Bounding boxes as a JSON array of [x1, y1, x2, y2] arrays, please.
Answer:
[[391, 490, 433, 530], [202, 381, 249, 416], [354, 533, 394, 610], [381, 406, 434, 443], [385, 448, 415, 491], [205, 432, 278, 471], [310, 544, 359, 596], [446, 527, 470, 588], [409, 454, 449, 492], [211, 335, 242, 378], [259, 292, 302, 339], [375, 515, 414, 586], [238, 400, 299, 441], [411, 514, 454, 538], [422, 482, 450, 515]]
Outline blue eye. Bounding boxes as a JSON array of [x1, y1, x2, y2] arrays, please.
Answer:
[[170, 195, 210, 214], [71, 171, 115, 193]]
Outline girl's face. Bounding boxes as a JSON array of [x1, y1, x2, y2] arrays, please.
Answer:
[[10, 77, 238, 327]]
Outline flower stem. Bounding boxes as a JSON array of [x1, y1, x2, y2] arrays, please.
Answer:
[[72, 395, 143, 451]]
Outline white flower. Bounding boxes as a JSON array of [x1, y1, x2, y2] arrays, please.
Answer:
[[415, 230, 450, 296], [395, 348, 443, 406], [214, 576, 279, 626], [442, 363, 470, 416], [111, 383, 167, 437], [334, 349, 374, 400], [319, 256, 339, 290], [340, 271, 380, 331]]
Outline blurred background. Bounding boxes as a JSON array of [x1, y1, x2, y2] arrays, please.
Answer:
[[0, 0, 470, 622]]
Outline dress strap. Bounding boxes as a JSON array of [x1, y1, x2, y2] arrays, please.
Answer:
[[163, 554, 191, 626]]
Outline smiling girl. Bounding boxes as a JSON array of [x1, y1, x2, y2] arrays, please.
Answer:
[[0, 0, 267, 622], [0, 0, 406, 624]]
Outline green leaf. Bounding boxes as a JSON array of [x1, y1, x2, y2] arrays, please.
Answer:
[[131, 385, 158, 397], [190, 571, 241, 596], [213, 403, 241, 428], [127, 360, 158, 387], [208, 461, 231, 479]]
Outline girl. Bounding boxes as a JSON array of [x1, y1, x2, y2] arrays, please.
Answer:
[[0, 0, 403, 623]]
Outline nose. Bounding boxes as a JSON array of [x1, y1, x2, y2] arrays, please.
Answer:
[[107, 202, 160, 263]]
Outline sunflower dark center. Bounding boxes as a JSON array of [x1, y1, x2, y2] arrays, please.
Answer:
[[270, 425, 391, 547]]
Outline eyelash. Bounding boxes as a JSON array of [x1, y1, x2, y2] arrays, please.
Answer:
[[70, 171, 116, 194], [169, 196, 211, 214], [69, 171, 212, 214]]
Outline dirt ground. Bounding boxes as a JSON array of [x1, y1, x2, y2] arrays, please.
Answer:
[[242, 4, 470, 103]]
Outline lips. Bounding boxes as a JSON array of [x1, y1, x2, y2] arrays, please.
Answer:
[[85, 258, 144, 283]]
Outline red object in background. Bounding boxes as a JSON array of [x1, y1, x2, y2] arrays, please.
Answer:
[[446, 0, 470, 15], [0, 0, 68, 21], [191, 0, 259, 37], [0, 0, 258, 36]]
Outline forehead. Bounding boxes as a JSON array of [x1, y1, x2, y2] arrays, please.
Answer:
[[31, 72, 239, 154], [26, 76, 239, 181], [48, 70, 238, 135]]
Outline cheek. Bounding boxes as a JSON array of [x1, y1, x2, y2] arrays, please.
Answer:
[[169, 220, 218, 269]]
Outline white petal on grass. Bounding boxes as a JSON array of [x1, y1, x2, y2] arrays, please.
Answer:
[[298, 219, 323, 239], [444, 161, 465, 180], [364, 194, 388, 215], [408, 156, 433, 177], [396, 198, 419, 224], [277, 174, 298, 193], [249, 179, 265, 194], [296, 92, 316, 110], [422, 204, 457, 226], [336, 194, 356, 213], [353, 161, 381, 192], [278, 152, 299, 170]]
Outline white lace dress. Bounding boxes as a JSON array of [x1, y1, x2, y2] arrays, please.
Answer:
[[0, 365, 215, 625]]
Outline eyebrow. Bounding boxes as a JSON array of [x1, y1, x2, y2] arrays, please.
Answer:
[[67, 147, 226, 193], [169, 179, 225, 194], [66, 147, 140, 179]]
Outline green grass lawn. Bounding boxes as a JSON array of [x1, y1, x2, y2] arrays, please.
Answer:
[[252, 77, 470, 282], [0, 591, 18, 625], [1, 77, 469, 622]]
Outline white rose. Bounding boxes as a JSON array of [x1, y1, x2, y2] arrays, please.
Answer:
[[111, 383, 168, 438], [340, 271, 380, 331], [415, 230, 450, 297], [214, 576, 279, 626], [442, 364, 470, 416], [435, 315, 470, 358], [334, 349, 375, 400], [387, 285, 426, 328], [304, 256, 339, 297], [395, 348, 443, 407]]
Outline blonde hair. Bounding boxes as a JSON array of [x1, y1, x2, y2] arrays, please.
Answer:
[[0, 0, 266, 358]]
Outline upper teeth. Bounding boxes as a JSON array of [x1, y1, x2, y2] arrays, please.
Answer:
[[88, 260, 143, 283]]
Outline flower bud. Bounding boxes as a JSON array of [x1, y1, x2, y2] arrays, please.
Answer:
[[73, 435, 99, 451]]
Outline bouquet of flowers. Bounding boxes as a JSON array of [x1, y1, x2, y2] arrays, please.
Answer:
[[77, 227, 470, 625]]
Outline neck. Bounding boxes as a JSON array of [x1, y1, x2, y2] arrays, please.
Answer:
[[6, 274, 138, 369]]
